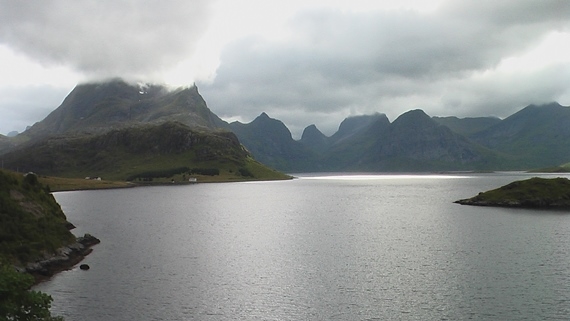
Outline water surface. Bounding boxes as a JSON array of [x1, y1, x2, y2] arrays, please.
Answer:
[[36, 173, 570, 320]]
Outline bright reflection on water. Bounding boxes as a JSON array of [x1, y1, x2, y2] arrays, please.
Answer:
[[297, 173, 471, 180], [35, 173, 570, 320]]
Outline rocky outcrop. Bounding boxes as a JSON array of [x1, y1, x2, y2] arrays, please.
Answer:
[[23, 234, 100, 283]]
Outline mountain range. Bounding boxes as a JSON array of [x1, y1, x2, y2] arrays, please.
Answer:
[[1, 79, 568, 176], [231, 102, 570, 172]]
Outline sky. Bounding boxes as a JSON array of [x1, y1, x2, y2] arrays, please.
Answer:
[[1, 0, 569, 138]]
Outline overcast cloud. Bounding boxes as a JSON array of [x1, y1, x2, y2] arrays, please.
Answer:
[[1, 0, 569, 137], [0, 0, 212, 81]]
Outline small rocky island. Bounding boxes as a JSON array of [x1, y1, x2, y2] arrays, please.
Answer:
[[455, 177, 570, 209]]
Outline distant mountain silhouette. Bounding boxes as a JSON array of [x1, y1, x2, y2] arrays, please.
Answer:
[[229, 113, 315, 171], [361, 109, 496, 171], [470, 102, 570, 168]]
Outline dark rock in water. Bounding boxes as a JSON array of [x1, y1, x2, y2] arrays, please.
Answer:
[[80, 264, 90, 270], [455, 177, 570, 209], [77, 233, 101, 247]]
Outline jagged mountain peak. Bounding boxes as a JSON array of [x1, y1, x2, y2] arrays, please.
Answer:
[[300, 124, 328, 150], [301, 124, 325, 139]]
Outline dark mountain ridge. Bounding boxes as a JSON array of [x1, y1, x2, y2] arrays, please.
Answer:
[[329, 113, 389, 145], [432, 115, 501, 136], [229, 113, 315, 171], [231, 103, 570, 172], [470, 102, 570, 168], [365, 110, 495, 171]]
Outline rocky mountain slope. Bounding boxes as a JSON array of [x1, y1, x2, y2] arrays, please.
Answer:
[[22, 79, 228, 140]]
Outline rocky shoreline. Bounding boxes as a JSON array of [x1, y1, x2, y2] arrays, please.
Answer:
[[21, 233, 101, 284]]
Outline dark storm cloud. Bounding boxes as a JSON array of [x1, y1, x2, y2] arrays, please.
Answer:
[[0, 0, 212, 80], [200, 0, 570, 137]]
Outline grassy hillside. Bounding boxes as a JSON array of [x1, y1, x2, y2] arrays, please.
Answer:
[[0, 170, 75, 264], [2, 122, 290, 182]]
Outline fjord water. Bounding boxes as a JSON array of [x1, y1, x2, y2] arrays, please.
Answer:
[[36, 173, 570, 320]]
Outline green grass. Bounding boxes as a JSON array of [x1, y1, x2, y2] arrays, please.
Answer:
[[2, 122, 291, 184], [37, 175, 133, 192], [34, 155, 291, 190]]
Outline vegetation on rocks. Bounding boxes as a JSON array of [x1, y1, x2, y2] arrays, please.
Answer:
[[0, 170, 75, 264], [2, 122, 290, 183], [455, 177, 570, 209]]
